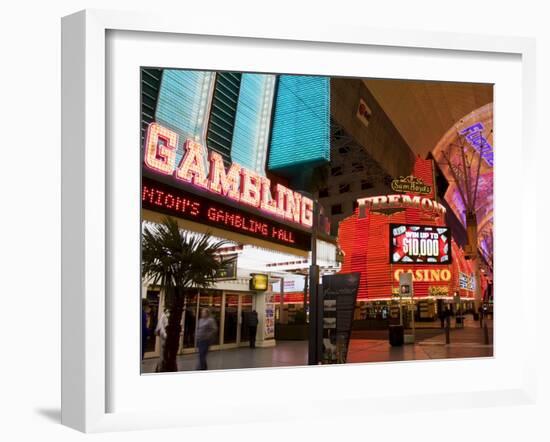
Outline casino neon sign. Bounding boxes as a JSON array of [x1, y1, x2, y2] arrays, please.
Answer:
[[393, 268, 452, 283], [144, 122, 313, 229]]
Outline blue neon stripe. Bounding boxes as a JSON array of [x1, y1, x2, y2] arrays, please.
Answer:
[[268, 75, 330, 173]]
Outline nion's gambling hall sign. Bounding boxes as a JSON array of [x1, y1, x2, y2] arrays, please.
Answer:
[[142, 179, 311, 250]]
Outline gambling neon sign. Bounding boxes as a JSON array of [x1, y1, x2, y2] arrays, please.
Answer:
[[144, 122, 313, 229], [142, 178, 311, 250]]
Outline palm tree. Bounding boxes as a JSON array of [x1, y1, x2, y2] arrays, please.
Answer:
[[142, 216, 228, 372]]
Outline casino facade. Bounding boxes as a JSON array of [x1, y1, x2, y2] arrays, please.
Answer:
[[338, 157, 489, 323], [141, 69, 339, 357]]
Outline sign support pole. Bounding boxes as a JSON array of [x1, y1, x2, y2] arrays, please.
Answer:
[[308, 199, 320, 365], [411, 298, 416, 342], [279, 277, 285, 325]]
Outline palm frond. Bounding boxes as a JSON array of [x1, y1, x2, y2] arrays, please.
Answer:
[[141, 217, 229, 298]]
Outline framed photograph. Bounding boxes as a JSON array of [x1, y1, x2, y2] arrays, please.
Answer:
[[61, 9, 536, 432]]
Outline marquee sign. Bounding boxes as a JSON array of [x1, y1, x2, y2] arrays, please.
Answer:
[[144, 122, 313, 229], [390, 175, 432, 195], [459, 272, 476, 291], [142, 177, 311, 251]]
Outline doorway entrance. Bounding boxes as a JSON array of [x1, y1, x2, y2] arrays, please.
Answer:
[[180, 291, 255, 353]]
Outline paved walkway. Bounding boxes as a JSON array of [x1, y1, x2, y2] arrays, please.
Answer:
[[141, 341, 308, 373], [348, 316, 493, 363], [141, 316, 493, 373]]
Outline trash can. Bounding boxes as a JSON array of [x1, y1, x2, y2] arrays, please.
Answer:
[[389, 325, 404, 346], [473, 312, 479, 321]]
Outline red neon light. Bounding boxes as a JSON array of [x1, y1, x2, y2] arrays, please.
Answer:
[[339, 158, 482, 300], [276, 184, 302, 224], [142, 182, 299, 247], [208, 151, 241, 200], [273, 292, 306, 304], [142, 185, 201, 216], [207, 207, 269, 236], [240, 169, 262, 207], [144, 123, 178, 174], [175, 139, 208, 188], [260, 177, 283, 217]]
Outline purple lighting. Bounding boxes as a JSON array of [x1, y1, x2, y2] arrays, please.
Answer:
[[460, 122, 494, 166]]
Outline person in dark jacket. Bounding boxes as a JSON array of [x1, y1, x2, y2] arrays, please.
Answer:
[[445, 305, 453, 325], [439, 307, 446, 329], [183, 308, 196, 348], [248, 310, 259, 348], [141, 300, 150, 360], [196, 308, 218, 370]]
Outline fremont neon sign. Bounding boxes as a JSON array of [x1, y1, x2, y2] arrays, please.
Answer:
[[144, 123, 313, 228], [357, 194, 447, 218]]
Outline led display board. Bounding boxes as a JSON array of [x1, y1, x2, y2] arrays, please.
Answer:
[[142, 177, 311, 251], [390, 224, 452, 265]]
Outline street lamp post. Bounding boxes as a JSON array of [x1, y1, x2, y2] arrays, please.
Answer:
[[308, 199, 320, 365]]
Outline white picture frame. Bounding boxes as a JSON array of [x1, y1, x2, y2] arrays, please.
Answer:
[[61, 9, 537, 433]]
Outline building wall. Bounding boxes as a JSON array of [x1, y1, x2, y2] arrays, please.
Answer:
[[143, 69, 331, 183], [319, 120, 393, 235], [330, 78, 415, 179], [338, 158, 478, 300]]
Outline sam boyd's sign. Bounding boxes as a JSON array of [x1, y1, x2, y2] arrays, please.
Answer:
[[391, 175, 432, 195]]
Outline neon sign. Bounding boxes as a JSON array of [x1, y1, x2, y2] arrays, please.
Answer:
[[144, 122, 313, 229], [460, 122, 494, 167], [393, 268, 452, 283], [142, 178, 311, 250], [459, 272, 476, 291], [391, 175, 432, 195], [357, 194, 447, 218]]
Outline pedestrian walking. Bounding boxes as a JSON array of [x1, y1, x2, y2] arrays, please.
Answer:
[[248, 310, 259, 348], [154, 308, 170, 372], [444, 305, 452, 326], [141, 299, 151, 360], [196, 308, 218, 370], [183, 307, 196, 348], [444, 305, 451, 344], [439, 306, 445, 329]]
